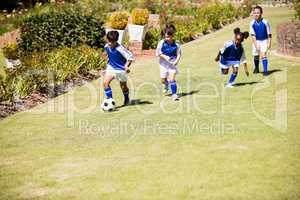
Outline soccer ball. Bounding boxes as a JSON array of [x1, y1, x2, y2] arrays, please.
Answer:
[[101, 98, 116, 112]]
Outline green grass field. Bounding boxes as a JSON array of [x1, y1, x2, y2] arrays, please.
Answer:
[[1, 7, 300, 200]]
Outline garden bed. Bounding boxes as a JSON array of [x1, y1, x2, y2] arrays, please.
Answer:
[[0, 70, 102, 118]]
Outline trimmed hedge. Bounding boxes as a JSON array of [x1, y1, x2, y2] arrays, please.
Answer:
[[19, 6, 106, 52]]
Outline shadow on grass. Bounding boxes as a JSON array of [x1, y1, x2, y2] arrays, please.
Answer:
[[116, 99, 153, 109], [259, 69, 282, 76], [166, 90, 200, 97], [233, 81, 262, 87]]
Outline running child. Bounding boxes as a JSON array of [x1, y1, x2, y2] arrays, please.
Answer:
[[250, 5, 272, 75], [102, 31, 134, 107], [215, 28, 250, 88], [156, 24, 182, 101]]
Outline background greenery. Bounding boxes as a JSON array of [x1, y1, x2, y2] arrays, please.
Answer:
[[0, 7, 299, 200]]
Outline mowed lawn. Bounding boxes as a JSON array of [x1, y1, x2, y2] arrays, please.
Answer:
[[1, 7, 300, 200]]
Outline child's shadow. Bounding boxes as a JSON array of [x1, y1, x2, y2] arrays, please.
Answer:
[[166, 90, 200, 97], [260, 69, 282, 76], [233, 81, 262, 87], [179, 90, 200, 97], [116, 99, 153, 109]]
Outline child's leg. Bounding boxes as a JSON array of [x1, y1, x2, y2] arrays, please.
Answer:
[[160, 65, 168, 93], [221, 68, 229, 75], [254, 55, 260, 73], [120, 81, 130, 105], [227, 66, 238, 86], [261, 51, 268, 75], [161, 78, 168, 92], [103, 74, 114, 99], [168, 72, 178, 97], [252, 42, 260, 73]]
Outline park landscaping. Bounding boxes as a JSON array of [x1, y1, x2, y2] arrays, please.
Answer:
[[0, 0, 253, 118], [0, 2, 300, 199]]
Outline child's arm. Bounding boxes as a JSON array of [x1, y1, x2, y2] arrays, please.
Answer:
[[251, 35, 259, 50], [241, 51, 249, 76], [243, 63, 249, 76], [117, 45, 134, 73], [216, 41, 229, 62], [159, 54, 172, 62], [101, 52, 109, 64], [250, 21, 259, 50], [124, 60, 133, 73], [266, 20, 272, 49], [156, 40, 171, 62], [215, 51, 221, 62], [172, 44, 182, 66]]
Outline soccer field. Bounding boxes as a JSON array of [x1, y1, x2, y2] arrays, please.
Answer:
[[1, 7, 300, 200]]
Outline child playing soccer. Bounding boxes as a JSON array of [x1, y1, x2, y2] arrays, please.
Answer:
[[102, 31, 134, 107], [215, 28, 250, 88], [250, 5, 272, 75], [156, 24, 182, 101]]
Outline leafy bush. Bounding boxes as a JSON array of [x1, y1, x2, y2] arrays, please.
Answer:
[[109, 11, 128, 30], [0, 45, 105, 102], [173, 20, 194, 43], [131, 8, 149, 25], [2, 43, 19, 59], [159, 3, 248, 44], [294, 0, 300, 20], [143, 28, 161, 49], [195, 4, 243, 30], [19, 5, 105, 53], [237, 0, 253, 19]]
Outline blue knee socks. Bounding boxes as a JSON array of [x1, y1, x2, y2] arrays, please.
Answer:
[[104, 87, 113, 99], [170, 80, 177, 95], [262, 57, 268, 75]]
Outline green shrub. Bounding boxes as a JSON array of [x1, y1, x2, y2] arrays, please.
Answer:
[[46, 45, 104, 83], [173, 20, 194, 43], [238, 0, 253, 19], [143, 28, 161, 49], [19, 6, 105, 53], [294, 0, 300, 20], [2, 43, 19, 59], [0, 45, 105, 102], [109, 11, 128, 30]]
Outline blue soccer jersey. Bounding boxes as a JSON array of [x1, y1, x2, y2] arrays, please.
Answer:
[[250, 18, 271, 41], [156, 39, 181, 67], [220, 40, 247, 66], [104, 43, 134, 71]]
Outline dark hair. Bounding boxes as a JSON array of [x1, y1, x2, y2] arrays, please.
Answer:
[[107, 31, 119, 42], [162, 24, 176, 37], [234, 27, 249, 41], [253, 5, 263, 13]]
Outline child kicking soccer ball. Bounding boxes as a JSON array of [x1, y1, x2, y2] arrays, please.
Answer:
[[215, 28, 250, 88], [101, 31, 134, 111], [156, 24, 182, 101], [250, 5, 272, 75]]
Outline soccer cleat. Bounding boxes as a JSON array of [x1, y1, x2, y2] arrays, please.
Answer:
[[123, 97, 130, 106], [163, 88, 168, 94], [225, 83, 234, 88], [253, 68, 260, 74], [263, 71, 269, 76], [172, 94, 179, 101]]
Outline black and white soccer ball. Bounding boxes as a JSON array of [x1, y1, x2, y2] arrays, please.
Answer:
[[101, 98, 116, 112]]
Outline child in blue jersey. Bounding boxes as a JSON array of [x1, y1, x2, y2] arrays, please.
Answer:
[[215, 28, 250, 88], [102, 31, 134, 106], [156, 24, 182, 101], [250, 5, 272, 75]]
